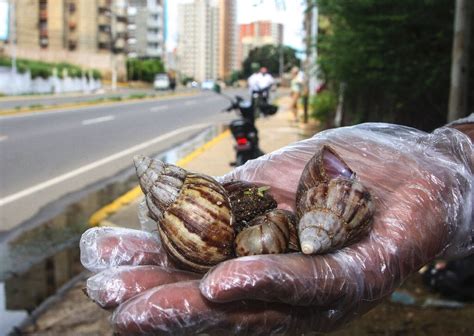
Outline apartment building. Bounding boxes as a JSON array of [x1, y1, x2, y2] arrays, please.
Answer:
[[127, 0, 165, 58], [238, 20, 283, 68], [218, 0, 236, 79], [177, 0, 237, 82], [177, 0, 219, 82], [6, 0, 128, 79]]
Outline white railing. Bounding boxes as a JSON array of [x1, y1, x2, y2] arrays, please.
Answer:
[[0, 67, 102, 95]]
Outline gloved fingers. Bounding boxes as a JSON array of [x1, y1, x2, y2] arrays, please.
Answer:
[[85, 265, 200, 309], [111, 280, 343, 336], [80, 227, 170, 272]]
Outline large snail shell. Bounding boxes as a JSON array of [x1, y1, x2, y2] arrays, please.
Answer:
[[235, 209, 299, 256], [134, 155, 235, 273], [297, 177, 374, 254]]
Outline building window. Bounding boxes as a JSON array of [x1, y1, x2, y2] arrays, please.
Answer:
[[98, 42, 110, 50]]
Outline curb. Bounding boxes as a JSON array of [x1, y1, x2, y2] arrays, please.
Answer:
[[88, 129, 231, 227]]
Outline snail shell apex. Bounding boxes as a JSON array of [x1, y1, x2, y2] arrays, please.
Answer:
[[297, 177, 374, 254], [134, 155, 234, 273], [296, 145, 355, 209]]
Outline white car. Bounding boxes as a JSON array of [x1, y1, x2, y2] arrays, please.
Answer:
[[154, 74, 170, 90], [201, 80, 215, 90]]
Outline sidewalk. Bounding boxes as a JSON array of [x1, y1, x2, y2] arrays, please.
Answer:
[[20, 95, 305, 335]]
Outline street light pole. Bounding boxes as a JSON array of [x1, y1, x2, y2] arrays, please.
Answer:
[[9, 0, 16, 74], [110, 3, 117, 91]]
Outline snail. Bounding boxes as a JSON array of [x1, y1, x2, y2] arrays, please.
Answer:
[[296, 146, 375, 255], [235, 209, 299, 257], [134, 155, 235, 273]]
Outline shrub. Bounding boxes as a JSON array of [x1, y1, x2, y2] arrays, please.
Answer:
[[127, 58, 165, 83], [310, 91, 338, 123]]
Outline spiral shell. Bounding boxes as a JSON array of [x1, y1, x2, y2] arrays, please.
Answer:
[[297, 177, 374, 254], [235, 209, 299, 256], [296, 146, 374, 254], [134, 155, 235, 273]]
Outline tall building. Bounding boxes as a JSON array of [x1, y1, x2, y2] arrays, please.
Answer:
[[218, 0, 237, 79], [127, 0, 165, 58], [7, 0, 128, 79], [177, 0, 220, 82], [238, 20, 283, 68]]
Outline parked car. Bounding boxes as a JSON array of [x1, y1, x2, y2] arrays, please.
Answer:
[[154, 73, 170, 90], [201, 80, 215, 90]]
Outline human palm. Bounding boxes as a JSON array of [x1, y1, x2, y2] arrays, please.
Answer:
[[80, 123, 473, 335]]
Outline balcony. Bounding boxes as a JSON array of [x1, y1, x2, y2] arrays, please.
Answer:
[[39, 28, 48, 38], [98, 15, 110, 25], [146, 48, 162, 57], [147, 19, 161, 28], [147, 33, 161, 42], [68, 20, 77, 30], [39, 9, 48, 20]]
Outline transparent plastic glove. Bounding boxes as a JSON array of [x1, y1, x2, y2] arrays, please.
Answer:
[[81, 123, 473, 335]]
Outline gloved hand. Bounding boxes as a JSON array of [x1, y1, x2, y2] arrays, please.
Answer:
[[80, 123, 473, 335]]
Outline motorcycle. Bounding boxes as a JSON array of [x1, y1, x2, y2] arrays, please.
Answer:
[[212, 84, 264, 166], [224, 95, 264, 166]]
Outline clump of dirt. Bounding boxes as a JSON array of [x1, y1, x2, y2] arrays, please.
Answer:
[[222, 180, 277, 232]]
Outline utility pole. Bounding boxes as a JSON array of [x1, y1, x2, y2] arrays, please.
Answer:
[[302, 0, 313, 124], [9, 0, 16, 74], [448, 0, 472, 122]]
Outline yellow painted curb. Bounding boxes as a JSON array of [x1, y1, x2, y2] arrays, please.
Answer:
[[90, 129, 231, 227]]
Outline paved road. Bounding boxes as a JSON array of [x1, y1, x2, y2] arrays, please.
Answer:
[[0, 87, 196, 111], [0, 90, 240, 231]]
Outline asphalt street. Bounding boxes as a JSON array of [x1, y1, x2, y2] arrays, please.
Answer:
[[0, 87, 187, 111], [0, 90, 240, 231]]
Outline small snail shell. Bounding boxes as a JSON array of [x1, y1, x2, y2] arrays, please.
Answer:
[[297, 177, 374, 254], [134, 155, 235, 273], [235, 209, 299, 256]]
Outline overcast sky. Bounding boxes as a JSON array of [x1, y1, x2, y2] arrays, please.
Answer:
[[166, 0, 305, 52]]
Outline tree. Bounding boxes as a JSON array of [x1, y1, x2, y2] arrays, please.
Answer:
[[241, 45, 300, 78], [314, 0, 474, 131]]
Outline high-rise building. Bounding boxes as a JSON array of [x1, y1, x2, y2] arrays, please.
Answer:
[[177, 0, 220, 82], [127, 0, 165, 58], [7, 0, 128, 79], [218, 0, 237, 79], [238, 20, 283, 68]]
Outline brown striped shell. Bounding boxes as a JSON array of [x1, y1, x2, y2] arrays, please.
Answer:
[[134, 155, 235, 273], [297, 177, 374, 254], [234, 209, 299, 256]]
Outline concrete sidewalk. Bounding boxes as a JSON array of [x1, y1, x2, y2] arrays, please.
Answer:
[[20, 95, 308, 335]]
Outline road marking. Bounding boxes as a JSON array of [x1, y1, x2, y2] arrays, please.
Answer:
[[184, 100, 197, 106], [150, 105, 169, 112], [0, 123, 210, 207], [81, 115, 115, 125], [0, 135, 7, 142]]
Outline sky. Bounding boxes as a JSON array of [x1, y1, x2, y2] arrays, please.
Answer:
[[166, 0, 305, 53]]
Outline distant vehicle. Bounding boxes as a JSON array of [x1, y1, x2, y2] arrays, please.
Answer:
[[201, 80, 215, 90], [154, 74, 170, 90]]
